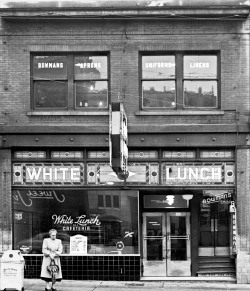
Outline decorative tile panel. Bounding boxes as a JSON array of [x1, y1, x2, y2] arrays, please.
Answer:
[[87, 151, 110, 159], [200, 150, 234, 159], [51, 151, 83, 159], [14, 151, 46, 159], [87, 163, 159, 185], [162, 151, 195, 159], [128, 150, 158, 159]]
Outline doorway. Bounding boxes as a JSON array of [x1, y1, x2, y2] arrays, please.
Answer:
[[199, 201, 230, 256], [142, 212, 191, 277]]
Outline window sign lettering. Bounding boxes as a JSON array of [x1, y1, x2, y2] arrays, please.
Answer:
[[33, 56, 67, 79], [184, 55, 217, 79], [13, 189, 65, 207], [142, 55, 175, 79], [74, 56, 107, 80], [52, 214, 101, 232], [202, 191, 232, 204], [13, 163, 84, 185]]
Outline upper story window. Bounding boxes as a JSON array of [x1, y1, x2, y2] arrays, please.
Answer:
[[141, 53, 219, 110], [32, 54, 109, 110]]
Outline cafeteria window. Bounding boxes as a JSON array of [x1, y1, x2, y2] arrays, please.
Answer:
[[13, 189, 138, 255]]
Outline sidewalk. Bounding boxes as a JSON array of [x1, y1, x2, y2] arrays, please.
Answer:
[[24, 279, 250, 291]]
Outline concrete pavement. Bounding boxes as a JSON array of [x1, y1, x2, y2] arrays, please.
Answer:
[[23, 279, 250, 291]]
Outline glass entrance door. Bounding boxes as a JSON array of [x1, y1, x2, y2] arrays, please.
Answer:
[[166, 212, 191, 276], [199, 202, 230, 256], [142, 213, 166, 276], [142, 212, 191, 277]]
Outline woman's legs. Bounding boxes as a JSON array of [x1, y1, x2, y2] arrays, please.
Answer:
[[45, 281, 50, 289]]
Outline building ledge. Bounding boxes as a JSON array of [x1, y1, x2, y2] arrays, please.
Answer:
[[135, 110, 225, 116], [1, 7, 249, 20], [27, 111, 109, 116]]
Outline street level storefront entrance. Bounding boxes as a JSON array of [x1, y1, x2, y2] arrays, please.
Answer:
[[11, 149, 236, 280], [141, 189, 235, 278]]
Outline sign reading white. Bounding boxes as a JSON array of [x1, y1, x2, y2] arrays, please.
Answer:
[[13, 163, 84, 185], [70, 235, 87, 254], [52, 214, 101, 231]]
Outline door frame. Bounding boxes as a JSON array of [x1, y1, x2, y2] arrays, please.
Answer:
[[142, 212, 191, 277], [198, 202, 230, 257]]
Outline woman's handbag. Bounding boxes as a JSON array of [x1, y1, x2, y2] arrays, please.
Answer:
[[47, 258, 59, 284]]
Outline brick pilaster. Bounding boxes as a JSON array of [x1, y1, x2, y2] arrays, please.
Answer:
[[236, 148, 250, 283], [0, 149, 12, 253]]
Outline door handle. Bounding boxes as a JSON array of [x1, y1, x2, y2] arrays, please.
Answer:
[[144, 236, 164, 239], [167, 235, 190, 240], [215, 219, 218, 232], [211, 218, 214, 231]]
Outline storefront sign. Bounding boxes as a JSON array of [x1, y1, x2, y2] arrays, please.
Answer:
[[144, 195, 188, 208], [13, 163, 84, 185], [109, 102, 128, 179], [70, 235, 87, 254], [52, 214, 101, 231], [231, 202, 237, 255], [202, 192, 232, 204], [162, 163, 235, 185]]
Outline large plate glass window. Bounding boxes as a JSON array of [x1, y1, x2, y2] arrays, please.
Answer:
[[13, 189, 139, 255], [32, 54, 109, 110], [141, 55, 176, 108]]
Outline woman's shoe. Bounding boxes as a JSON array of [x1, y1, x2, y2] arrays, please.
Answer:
[[51, 288, 57, 291]]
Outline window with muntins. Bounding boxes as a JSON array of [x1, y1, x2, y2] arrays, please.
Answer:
[[32, 54, 109, 110], [141, 53, 219, 110]]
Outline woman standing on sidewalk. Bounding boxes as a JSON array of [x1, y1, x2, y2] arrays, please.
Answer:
[[40, 229, 63, 291]]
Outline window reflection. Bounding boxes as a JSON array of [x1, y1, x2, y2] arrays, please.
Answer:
[[75, 81, 108, 108], [34, 81, 67, 108], [142, 81, 176, 108], [184, 81, 217, 108], [170, 216, 187, 261], [13, 190, 138, 255]]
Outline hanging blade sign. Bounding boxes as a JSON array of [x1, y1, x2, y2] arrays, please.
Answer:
[[109, 102, 129, 180]]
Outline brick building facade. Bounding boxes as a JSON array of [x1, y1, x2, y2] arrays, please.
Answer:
[[0, 0, 250, 283]]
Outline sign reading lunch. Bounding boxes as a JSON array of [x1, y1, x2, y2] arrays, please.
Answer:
[[162, 163, 235, 185], [13, 163, 84, 185]]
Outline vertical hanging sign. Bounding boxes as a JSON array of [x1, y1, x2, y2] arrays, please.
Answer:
[[230, 201, 237, 255], [109, 102, 128, 180]]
